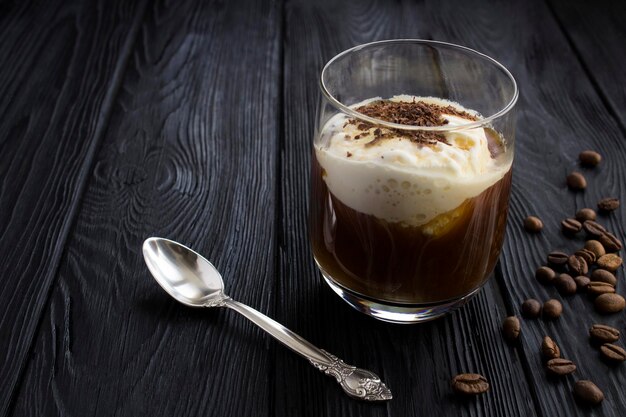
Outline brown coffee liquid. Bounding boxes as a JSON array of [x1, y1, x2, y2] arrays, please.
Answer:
[[310, 129, 512, 304]]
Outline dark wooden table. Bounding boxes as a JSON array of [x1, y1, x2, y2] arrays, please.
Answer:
[[1, 0, 625, 415]]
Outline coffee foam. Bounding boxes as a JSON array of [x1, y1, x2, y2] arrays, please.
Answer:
[[315, 96, 512, 228]]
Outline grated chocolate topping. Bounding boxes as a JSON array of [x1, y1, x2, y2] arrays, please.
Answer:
[[348, 99, 479, 145]]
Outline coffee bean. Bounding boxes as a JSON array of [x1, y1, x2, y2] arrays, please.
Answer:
[[600, 343, 626, 362], [579, 150, 602, 167], [595, 293, 626, 314], [591, 269, 617, 286], [574, 275, 590, 291], [568, 255, 588, 275], [585, 239, 606, 258], [523, 216, 543, 233], [546, 358, 576, 375], [589, 324, 620, 343], [521, 299, 542, 318], [543, 299, 563, 319], [541, 336, 561, 359], [586, 281, 616, 296], [451, 373, 489, 395], [599, 233, 623, 252], [547, 251, 569, 267], [583, 220, 607, 238], [597, 253, 623, 272], [573, 380, 604, 405], [561, 218, 582, 235], [567, 172, 587, 190], [502, 316, 521, 343], [576, 208, 597, 222], [535, 266, 556, 284], [598, 197, 619, 213], [555, 273, 577, 295], [574, 248, 596, 265]]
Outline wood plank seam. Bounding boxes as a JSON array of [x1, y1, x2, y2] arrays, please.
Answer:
[[271, 0, 287, 416], [494, 265, 546, 417], [544, 0, 626, 137], [2, 2, 150, 416]]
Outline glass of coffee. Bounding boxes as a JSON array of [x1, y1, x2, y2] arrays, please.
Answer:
[[310, 40, 518, 323]]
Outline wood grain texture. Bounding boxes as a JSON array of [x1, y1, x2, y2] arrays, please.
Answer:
[[277, 1, 535, 416], [0, 1, 146, 415], [8, 0, 281, 416], [3, 0, 625, 416], [547, 0, 626, 130]]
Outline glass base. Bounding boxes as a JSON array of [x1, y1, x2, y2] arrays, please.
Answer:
[[320, 271, 482, 324]]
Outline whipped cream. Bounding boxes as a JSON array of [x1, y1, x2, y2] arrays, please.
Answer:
[[315, 96, 512, 228]]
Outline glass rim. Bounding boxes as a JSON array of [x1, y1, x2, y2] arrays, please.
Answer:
[[319, 39, 519, 132]]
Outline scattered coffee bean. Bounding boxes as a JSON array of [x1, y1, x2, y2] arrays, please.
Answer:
[[595, 293, 626, 314], [451, 373, 489, 395], [546, 358, 576, 375], [535, 266, 556, 284], [573, 380, 604, 405], [574, 275, 590, 291], [567, 172, 587, 190], [585, 239, 606, 258], [574, 248, 596, 265], [591, 269, 617, 286], [582, 220, 607, 238], [600, 343, 626, 363], [579, 150, 602, 167], [555, 273, 577, 295], [599, 233, 623, 252], [597, 197, 619, 213], [502, 316, 521, 343], [547, 251, 569, 267], [561, 218, 582, 235], [521, 299, 542, 318], [568, 255, 588, 275], [576, 208, 596, 222], [597, 253, 623, 272], [523, 216, 543, 233], [586, 281, 616, 297], [541, 336, 561, 359], [543, 299, 563, 319], [589, 324, 620, 343]]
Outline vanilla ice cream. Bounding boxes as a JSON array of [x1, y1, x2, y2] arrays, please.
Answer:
[[315, 96, 512, 229]]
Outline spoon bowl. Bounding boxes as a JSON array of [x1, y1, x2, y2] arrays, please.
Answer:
[[143, 237, 225, 307]]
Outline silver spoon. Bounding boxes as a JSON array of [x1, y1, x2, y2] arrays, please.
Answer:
[[142, 237, 392, 401]]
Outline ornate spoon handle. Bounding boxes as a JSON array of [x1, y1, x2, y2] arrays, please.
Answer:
[[221, 298, 392, 401]]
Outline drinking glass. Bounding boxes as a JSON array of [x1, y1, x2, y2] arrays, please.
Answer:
[[309, 40, 518, 323]]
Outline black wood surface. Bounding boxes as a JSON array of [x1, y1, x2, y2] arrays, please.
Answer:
[[547, 0, 626, 130], [1, 0, 625, 416], [8, 0, 280, 416], [0, 1, 146, 414]]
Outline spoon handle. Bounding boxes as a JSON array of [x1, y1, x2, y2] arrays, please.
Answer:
[[223, 298, 392, 401]]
